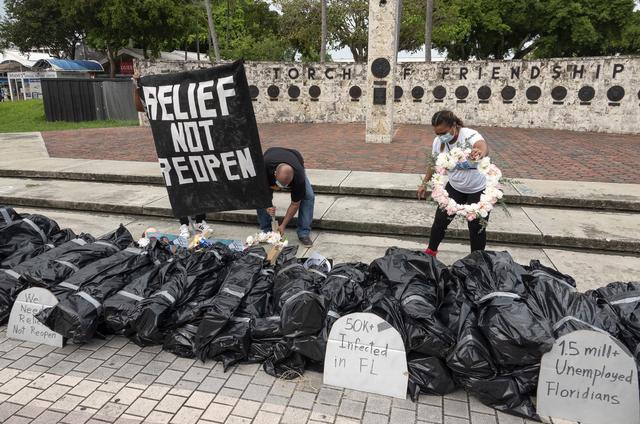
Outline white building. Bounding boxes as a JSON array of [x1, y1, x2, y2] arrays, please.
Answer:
[[0, 50, 103, 100]]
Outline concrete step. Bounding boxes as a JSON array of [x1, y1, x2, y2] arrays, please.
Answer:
[[15, 206, 640, 293], [1, 157, 639, 212], [2, 177, 640, 254]]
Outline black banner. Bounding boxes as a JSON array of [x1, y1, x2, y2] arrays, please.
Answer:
[[140, 60, 271, 218]]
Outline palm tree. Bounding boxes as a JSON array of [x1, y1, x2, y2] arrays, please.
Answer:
[[320, 0, 327, 63], [203, 0, 221, 62], [425, 0, 433, 61]]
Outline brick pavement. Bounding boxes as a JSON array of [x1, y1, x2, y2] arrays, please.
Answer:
[[0, 327, 543, 424], [40, 123, 640, 183]]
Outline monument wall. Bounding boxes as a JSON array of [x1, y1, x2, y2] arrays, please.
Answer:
[[138, 56, 640, 133]]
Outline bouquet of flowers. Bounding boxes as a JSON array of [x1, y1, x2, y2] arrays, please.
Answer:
[[245, 231, 288, 249]]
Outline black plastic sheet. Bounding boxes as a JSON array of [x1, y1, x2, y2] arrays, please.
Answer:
[[132, 246, 232, 346], [194, 248, 266, 361], [102, 255, 178, 335], [524, 263, 617, 338], [407, 354, 456, 401], [454, 251, 555, 367], [0, 234, 95, 324], [163, 323, 198, 358], [0, 206, 20, 228], [0, 214, 60, 262], [1, 228, 77, 269], [38, 245, 171, 343], [589, 282, 640, 362], [20, 225, 133, 289]]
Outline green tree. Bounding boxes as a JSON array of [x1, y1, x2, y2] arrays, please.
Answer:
[[0, 0, 83, 58], [431, 0, 640, 60], [620, 10, 640, 54], [273, 0, 322, 61], [128, 0, 198, 59], [328, 0, 368, 62], [275, 0, 427, 62], [532, 0, 640, 57], [71, 0, 198, 76], [208, 0, 291, 61]]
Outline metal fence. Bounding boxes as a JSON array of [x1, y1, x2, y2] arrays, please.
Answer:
[[41, 78, 138, 122]]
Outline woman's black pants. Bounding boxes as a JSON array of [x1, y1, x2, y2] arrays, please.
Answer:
[[427, 183, 489, 252]]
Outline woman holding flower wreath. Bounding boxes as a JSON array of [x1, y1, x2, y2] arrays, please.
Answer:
[[417, 110, 490, 257]]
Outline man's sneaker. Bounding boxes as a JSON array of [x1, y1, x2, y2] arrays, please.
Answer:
[[298, 235, 313, 247], [196, 221, 211, 233], [179, 224, 191, 239]]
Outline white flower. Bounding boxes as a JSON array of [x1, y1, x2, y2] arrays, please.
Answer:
[[478, 157, 491, 173], [431, 151, 503, 225], [246, 235, 255, 245], [137, 237, 150, 248]]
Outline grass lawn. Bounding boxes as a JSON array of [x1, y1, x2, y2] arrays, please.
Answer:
[[0, 99, 139, 133]]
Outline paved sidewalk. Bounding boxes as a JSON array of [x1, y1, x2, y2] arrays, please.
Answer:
[[40, 123, 640, 183], [0, 329, 538, 424]]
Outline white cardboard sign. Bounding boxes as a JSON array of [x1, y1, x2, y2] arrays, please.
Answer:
[[537, 330, 639, 424], [323, 312, 408, 399], [8, 288, 63, 347]]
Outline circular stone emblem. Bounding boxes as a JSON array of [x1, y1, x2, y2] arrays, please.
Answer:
[[371, 58, 391, 78], [349, 86, 362, 99], [551, 86, 567, 101], [432, 85, 446, 99], [607, 86, 625, 102], [309, 85, 321, 98], [578, 86, 595, 102], [455, 86, 469, 100], [501, 86, 516, 101], [267, 85, 280, 98], [477, 86, 492, 100], [249, 85, 259, 98], [412, 86, 425, 99], [526, 86, 541, 101], [288, 85, 300, 99]]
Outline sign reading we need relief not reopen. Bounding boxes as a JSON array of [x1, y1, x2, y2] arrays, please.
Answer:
[[323, 312, 408, 399], [8, 288, 63, 347], [537, 330, 640, 424]]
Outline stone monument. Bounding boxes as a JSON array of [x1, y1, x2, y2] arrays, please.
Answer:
[[365, 0, 402, 144]]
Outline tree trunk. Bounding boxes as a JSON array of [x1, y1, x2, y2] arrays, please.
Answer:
[[107, 48, 116, 78], [82, 39, 88, 60], [320, 0, 327, 63], [513, 43, 536, 59], [197, 38, 200, 61], [425, 0, 433, 61], [204, 0, 221, 62]]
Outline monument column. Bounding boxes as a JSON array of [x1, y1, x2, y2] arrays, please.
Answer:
[[365, 0, 401, 144]]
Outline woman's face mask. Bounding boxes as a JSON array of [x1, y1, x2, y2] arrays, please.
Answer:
[[275, 180, 288, 188], [435, 124, 457, 144], [438, 131, 455, 144]]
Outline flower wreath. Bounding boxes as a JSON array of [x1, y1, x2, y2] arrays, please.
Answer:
[[246, 231, 288, 249], [429, 147, 504, 222]]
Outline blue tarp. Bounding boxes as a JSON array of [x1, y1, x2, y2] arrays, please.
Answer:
[[33, 59, 104, 72]]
